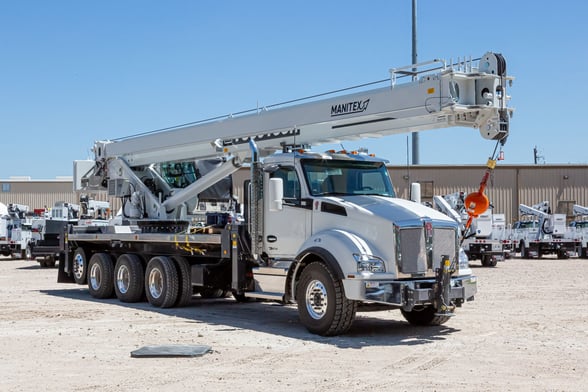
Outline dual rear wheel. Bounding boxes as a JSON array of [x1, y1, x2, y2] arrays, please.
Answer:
[[85, 252, 192, 308]]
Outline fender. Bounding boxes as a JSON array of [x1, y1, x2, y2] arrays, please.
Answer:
[[290, 229, 384, 299]]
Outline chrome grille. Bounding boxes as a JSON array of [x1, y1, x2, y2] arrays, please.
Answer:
[[432, 228, 458, 270], [396, 225, 458, 276], [397, 227, 427, 274]]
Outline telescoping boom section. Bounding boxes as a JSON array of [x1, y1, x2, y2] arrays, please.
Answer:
[[63, 52, 513, 336]]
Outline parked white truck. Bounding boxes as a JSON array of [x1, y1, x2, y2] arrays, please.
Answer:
[[57, 52, 513, 335], [0, 202, 11, 256], [7, 204, 33, 260], [30, 201, 80, 267], [570, 204, 588, 258], [513, 202, 577, 259], [0, 203, 33, 259], [433, 192, 507, 267]]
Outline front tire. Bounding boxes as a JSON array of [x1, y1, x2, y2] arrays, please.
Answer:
[[296, 262, 356, 336], [87, 253, 115, 299], [145, 256, 179, 308], [401, 306, 450, 326], [114, 253, 144, 303]]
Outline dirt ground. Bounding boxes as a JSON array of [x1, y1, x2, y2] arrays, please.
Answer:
[[0, 255, 586, 392]]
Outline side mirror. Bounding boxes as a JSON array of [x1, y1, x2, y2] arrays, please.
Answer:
[[269, 178, 284, 212]]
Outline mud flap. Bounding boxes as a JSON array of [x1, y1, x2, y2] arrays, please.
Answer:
[[57, 225, 74, 283]]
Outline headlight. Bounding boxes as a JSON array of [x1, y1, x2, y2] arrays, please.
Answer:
[[354, 253, 386, 273], [458, 247, 469, 270]]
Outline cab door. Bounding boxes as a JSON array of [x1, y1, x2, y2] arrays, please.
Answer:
[[263, 166, 310, 257]]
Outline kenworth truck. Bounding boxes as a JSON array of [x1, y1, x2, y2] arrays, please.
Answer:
[[57, 52, 513, 335]]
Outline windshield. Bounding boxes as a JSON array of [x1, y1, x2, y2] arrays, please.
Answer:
[[516, 220, 538, 229], [302, 159, 395, 197]]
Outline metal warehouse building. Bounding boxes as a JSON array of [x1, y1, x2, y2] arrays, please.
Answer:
[[386, 164, 588, 223], [2, 164, 587, 224], [0, 176, 112, 212]]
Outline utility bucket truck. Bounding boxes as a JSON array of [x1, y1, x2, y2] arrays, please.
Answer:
[[570, 204, 588, 258], [0, 202, 12, 256], [433, 192, 508, 267], [58, 52, 513, 335], [7, 204, 33, 260], [0, 203, 33, 259], [513, 202, 577, 259]]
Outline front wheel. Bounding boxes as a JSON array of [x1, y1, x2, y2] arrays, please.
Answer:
[[296, 262, 356, 336], [401, 306, 451, 326]]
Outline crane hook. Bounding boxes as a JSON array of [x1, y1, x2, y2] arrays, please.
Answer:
[[462, 158, 496, 240]]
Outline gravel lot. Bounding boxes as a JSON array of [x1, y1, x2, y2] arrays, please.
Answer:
[[0, 255, 586, 391]]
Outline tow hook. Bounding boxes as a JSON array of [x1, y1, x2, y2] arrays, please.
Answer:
[[435, 255, 456, 317]]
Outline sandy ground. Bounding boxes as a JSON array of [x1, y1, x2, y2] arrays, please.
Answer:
[[0, 255, 587, 392]]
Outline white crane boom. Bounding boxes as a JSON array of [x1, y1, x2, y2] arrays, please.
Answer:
[[93, 52, 512, 167], [519, 203, 550, 220], [79, 52, 513, 219], [573, 204, 588, 216]]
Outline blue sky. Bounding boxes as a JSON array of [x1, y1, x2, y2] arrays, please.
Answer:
[[1, 1, 586, 179]]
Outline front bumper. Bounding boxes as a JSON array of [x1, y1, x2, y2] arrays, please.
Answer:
[[343, 275, 477, 309]]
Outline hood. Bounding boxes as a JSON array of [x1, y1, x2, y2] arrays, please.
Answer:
[[322, 195, 457, 228]]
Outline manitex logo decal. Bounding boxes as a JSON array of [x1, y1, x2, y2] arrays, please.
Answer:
[[330, 99, 370, 117]]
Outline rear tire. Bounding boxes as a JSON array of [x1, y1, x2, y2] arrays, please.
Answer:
[[296, 262, 357, 336], [145, 256, 179, 308], [520, 242, 529, 259], [114, 254, 144, 303], [73, 247, 88, 285], [43, 256, 56, 268], [401, 306, 450, 326], [171, 256, 192, 307], [200, 288, 226, 298], [481, 255, 497, 267], [87, 253, 115, 299]]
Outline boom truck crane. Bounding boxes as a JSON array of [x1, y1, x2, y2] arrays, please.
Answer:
[[58, 52, 513, 335], [513, 202, 577, 259]]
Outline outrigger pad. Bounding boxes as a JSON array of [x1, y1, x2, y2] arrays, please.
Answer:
[[131, 344, 212, 358]]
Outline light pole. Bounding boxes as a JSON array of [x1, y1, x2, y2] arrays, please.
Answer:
[[411, 0, 419, 165]]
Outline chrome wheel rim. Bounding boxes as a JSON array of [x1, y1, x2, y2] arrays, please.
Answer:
[[73, 253, 84, 280], [148, 267, 163, 299], [89, 263, 102, 290], [116, 264, 130, 294], [305, 279, 327, 320]]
